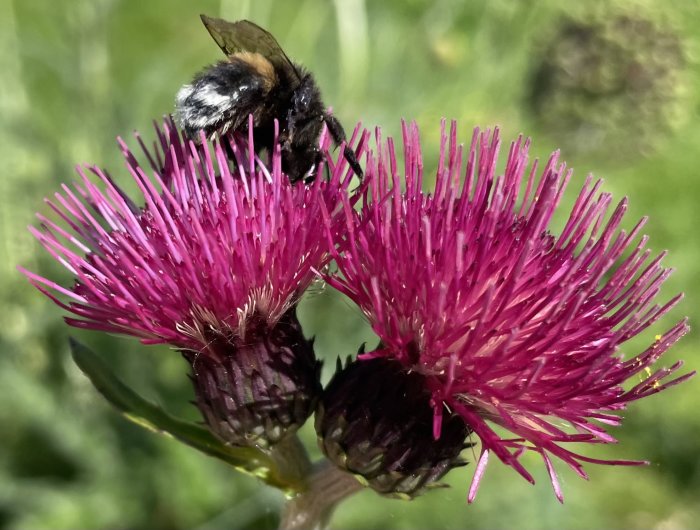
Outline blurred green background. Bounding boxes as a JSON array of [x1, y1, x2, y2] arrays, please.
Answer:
[[1, 0, 699, 528]]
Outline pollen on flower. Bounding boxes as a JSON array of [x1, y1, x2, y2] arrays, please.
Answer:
[[323, 119, 693, 502]]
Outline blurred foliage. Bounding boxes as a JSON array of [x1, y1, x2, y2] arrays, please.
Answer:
[[528, 7, 689, 159], [1, 0, 699, 529]]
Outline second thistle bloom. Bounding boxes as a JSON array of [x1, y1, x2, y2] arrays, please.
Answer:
[[22, 118, 361, 449], [321, 121, 692, 501]]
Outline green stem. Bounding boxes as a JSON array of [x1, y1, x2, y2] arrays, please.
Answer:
[[266, 434, 313, 492], [278, 461, 364, 530]]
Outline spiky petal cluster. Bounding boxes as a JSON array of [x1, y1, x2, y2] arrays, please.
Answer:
[[21, 118, 359, 353], [323, 120, 692, 501]]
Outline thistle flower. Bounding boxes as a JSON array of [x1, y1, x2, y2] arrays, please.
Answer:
[[20, 117, 362, 448], [321, 120, 692, 501]]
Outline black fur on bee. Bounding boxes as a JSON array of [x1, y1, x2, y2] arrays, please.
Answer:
[[176, 15, 362, 182]]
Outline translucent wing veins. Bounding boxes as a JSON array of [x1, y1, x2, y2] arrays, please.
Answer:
[[200, 15, 301, 86]]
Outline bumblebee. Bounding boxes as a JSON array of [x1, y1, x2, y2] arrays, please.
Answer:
[[176, 15, 362, 181]]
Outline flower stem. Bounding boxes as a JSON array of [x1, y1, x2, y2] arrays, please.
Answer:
[[266, 434, 313, 491], [278, 461, 364, 530]]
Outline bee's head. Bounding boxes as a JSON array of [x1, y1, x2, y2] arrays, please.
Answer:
[[291, 73, 324, 119]]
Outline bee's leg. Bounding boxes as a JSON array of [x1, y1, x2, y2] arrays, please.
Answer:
[[303, 148, 326, 184], [284, 108, 296, 149], [323, 114, 363, 179]]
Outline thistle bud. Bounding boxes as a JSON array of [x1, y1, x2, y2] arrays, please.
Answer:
[[316, 357, 470, 499], [184, 307, 321, 449]]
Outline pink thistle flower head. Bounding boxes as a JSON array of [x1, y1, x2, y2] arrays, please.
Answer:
[[21, 116, 364, 447], [323, 120, 693, 501]]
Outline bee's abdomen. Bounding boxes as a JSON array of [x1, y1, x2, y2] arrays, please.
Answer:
[[175, 57, 275, 140], [231, 52, 277, 90]]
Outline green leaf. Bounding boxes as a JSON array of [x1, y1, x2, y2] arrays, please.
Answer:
[[69, 338, 293, 490]]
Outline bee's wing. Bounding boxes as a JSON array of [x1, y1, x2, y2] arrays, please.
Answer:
[[200, 15, 301, 86]]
